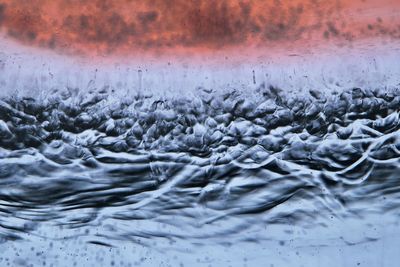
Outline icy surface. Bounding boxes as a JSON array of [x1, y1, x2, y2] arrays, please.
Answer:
[[0, 86, 400, 266]]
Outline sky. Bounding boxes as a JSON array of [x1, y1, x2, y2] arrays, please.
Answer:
[[0, 0, 399, 94]]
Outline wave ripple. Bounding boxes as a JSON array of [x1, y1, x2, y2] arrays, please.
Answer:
[[0, 86, 400, 248]]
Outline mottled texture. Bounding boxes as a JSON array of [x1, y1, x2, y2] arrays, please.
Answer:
[[0, 0, 399, 55]]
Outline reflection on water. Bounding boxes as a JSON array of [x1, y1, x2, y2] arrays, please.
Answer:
[[1, 85, 400, 266]]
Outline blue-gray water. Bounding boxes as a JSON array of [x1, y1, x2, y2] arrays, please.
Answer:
[[1, 85, 400, 266]]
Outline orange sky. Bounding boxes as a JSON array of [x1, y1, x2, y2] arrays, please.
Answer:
[[0, 0, 399, 59]]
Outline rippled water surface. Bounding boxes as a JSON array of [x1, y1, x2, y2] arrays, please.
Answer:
[[1, 86, 400, 266]]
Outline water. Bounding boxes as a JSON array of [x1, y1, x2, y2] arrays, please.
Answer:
[[1, 85, 400, 266]]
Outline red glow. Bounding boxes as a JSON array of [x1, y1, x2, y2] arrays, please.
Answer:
[[0, 0, 399, 58]]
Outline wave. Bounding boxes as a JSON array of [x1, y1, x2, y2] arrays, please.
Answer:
[[0, 85, 400, 247]]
